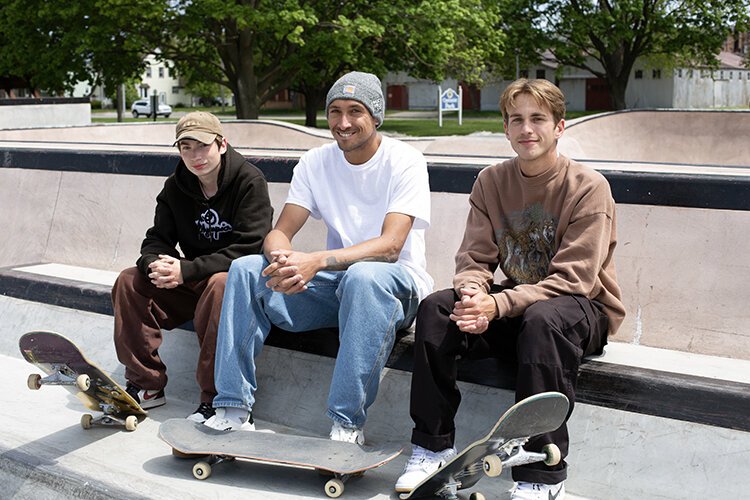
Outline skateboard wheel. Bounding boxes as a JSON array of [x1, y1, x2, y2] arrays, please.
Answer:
[[324, 478, 344, 498], [125, 415, 138, 431], [542, 443, 561, 466], [482, 454, 503, 477], [76, 374, 91, 392], [81, 414, 93, 429], [193, 461, 212, 480], [470, 493, 486, 500], [27, 374, 42, 390]]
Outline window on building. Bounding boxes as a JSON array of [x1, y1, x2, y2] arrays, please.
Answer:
[[520, 69, 529, 78], [635, 70, 643, 79], [146, 67, 152, 78], [536, 69, 545, 79], [172, 86, 180, 94], [159, 67, 164, 78], [652, 69, 661, 79]]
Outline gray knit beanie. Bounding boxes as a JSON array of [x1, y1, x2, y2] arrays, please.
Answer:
[[326, 71, 385, 127]]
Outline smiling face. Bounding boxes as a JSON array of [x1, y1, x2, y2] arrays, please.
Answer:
[[504, 93, 565, 176], [177, 138, 227, 187], [327, 99, 381, 165]]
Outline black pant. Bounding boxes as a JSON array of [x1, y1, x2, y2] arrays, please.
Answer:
[[409, 287, 608, 484]]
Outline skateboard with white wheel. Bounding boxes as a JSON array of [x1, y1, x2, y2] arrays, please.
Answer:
[[19, 330, 146, 431], [398, 392, 569, 500], [159, 418, 402, 498]]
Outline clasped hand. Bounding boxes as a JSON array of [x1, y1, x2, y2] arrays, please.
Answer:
[[148, 255, 183, 289], [449, 287, 497, 335], [262, 249, 318, 295]]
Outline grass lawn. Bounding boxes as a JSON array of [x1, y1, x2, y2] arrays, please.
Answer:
[[91, 108, 599, 137]]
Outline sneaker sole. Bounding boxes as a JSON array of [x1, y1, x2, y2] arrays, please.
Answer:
[[139, 398, 166, 410]]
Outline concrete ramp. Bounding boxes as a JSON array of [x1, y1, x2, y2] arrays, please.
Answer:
[[565, 110, 750, 166], [0, 119, 334, 152]]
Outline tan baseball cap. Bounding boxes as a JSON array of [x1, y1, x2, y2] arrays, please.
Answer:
[[174, 111, 223, 145]]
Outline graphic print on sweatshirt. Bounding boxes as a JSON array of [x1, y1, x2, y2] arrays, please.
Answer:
[[495, 203, 558, 285], [195, 208, 232, 241]]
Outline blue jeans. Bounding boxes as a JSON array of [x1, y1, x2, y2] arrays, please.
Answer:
[[213, 255, 420, 428]]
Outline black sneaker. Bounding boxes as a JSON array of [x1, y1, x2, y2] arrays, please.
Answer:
[[125, 381, 166, 410], [187, 402, 216, 423]]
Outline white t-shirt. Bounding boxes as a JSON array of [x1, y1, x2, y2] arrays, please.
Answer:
[[286, 136, 433, 299]]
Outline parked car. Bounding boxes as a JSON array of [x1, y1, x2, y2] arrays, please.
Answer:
[[131, 99, 172, 118]]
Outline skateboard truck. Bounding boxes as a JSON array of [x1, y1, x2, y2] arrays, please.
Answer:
[[27, 365, 91, 392], [480, 437, 562, 478]]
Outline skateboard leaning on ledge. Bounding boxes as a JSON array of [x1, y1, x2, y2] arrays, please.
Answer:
[[399, 391, 570, 500], [159, 418, 402, 498], [19, 330, 146, 431]]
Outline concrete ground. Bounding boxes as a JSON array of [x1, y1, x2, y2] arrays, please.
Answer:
[[1, 295, 586, 500], [3, 290, 750, 500]]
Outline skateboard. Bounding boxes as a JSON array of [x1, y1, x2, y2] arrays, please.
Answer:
[[159, 418, 402, 498], [400, 391, 570, 500], [19, 330, 147, 431]]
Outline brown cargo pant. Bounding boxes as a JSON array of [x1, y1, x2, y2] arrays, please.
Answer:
[[112, 266, 226, 404]]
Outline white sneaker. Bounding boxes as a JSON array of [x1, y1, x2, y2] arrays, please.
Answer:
[[394, 445, 457, 492], [203, 408, 256, 431], [329, 421, 365, 445], [510, 481, 565, 500]]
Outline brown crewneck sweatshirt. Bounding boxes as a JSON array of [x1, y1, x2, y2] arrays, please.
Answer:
[[453, 154, 625, 335]]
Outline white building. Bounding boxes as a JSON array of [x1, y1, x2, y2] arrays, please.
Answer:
[[383, 51, 750, 112], [135, 54, 191, 107]]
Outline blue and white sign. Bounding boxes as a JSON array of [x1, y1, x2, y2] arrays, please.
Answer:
[[441, 88, 460, 111], [438, 86, 463, 127]]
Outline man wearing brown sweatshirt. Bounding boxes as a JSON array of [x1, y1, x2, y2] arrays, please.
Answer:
[[396, 79, 626, 500]]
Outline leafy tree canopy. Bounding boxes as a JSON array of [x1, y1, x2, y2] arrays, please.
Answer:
[[501, 0, 750, 109]]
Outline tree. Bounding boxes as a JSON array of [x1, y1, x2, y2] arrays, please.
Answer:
[[286, 0, 506, 127], [503, 0, 750, 110], [0, 0, 166, 119], [160, 0, 505, 122]]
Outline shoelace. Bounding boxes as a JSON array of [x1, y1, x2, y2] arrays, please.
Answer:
[[405, 447, 430, 469], [195, 403, 214, 418]]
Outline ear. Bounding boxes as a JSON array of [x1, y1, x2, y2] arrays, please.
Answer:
[[218, 137, 228, 154], [554, 118, 565, 139]]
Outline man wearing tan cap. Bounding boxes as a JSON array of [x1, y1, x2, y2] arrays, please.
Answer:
[[112, 111, 273, 423]]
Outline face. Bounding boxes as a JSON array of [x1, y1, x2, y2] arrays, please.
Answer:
[[327, 99, 380, 164], [177, 138, 227, 185], [504, 93, 564, 170]]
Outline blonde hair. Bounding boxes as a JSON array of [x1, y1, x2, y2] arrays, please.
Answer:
[[500, 79, 566, 125]]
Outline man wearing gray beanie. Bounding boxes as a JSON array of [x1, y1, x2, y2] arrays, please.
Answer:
[[207, 71, 432, 446], [325, 71, 385, 127]]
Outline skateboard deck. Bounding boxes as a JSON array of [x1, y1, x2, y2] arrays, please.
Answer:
[[159, 418, 402, 497], [19, 330, 146, 431], [400, 391, 570, 500]]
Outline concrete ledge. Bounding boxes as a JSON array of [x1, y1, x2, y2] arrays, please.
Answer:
[[3, 263, 749, 433]]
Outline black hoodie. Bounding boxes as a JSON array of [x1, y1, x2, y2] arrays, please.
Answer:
[[136, 144, 273, 282]]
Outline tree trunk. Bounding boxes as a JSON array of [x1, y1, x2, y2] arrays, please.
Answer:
[[304, 87, 326, 128], [609, 76, 628, 110], [116, 84, 124, 123]]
